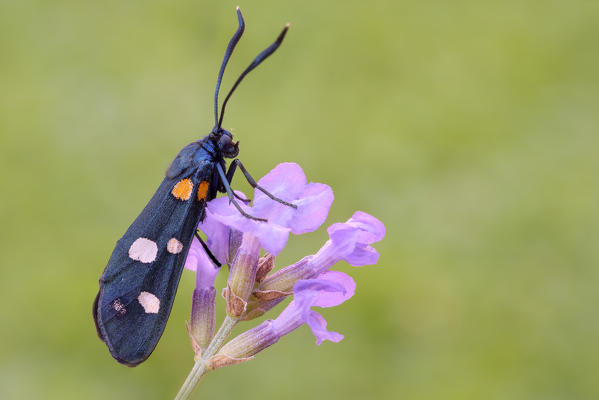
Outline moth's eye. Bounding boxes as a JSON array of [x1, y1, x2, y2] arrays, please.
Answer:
[[218, 134, 233, 147]]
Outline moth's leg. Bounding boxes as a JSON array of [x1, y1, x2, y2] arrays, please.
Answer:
[[216, 163, 267, 222], [227, 159, 297, 208], [218, 160, 250, 203], [194, 231, 222, 268]]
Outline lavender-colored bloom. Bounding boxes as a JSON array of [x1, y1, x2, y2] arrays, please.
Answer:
[[201, 163, 334, 255], [180, 161, 385, 380], [257, 211, 384, 299], [194, 162, 334, 318], [216, 271, 355, 361], [325, 211, 386, 267], [251, 163, 334, 235], [272, 270, 355, 345], [186, 163, 383, 348]]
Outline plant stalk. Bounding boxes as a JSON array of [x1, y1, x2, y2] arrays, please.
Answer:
[[174, 315, 239, 400]]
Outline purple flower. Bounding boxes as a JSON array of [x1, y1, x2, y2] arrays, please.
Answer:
[[180, 161, 385, 377], [201, 163, 334, 256], [325, 211, 386, 267], [256, 211, 384, 300], [195, 163, 334, 318], [215, 271, 355, 362], [273, 270, 356, 344]]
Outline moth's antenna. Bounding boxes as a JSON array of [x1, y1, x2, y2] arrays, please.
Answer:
[[214, 7, 245, 130], [218, 23, 289, 130]]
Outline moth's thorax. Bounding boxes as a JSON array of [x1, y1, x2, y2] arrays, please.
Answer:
[[196, 136, 219, 161], [165, 137, 220, 179]]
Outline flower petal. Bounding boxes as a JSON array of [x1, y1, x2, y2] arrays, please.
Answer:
[[184, 237, 220, 289], [348, 211, 386, 243], [252, 223, 291, 255], [254, 163, 307, 204], [184, 236, 204, 272], [289, 182, 334, 234], [327, 211, 385, 244], [205, 196, 253, 230], [343, 244, 380, 267], [269, 271, 355, 345], [252, 163, 332, 233], [198, 205, 237, 264], [311, 271, 356, 308], [201, 163, 334, 255], [305, 310, 344, 345], [293, 277, 347, 308], [326, 211, 385, 267], [251, 163, 307, 228], [327, 226, 360, 259], [205, 191, 291, 256]]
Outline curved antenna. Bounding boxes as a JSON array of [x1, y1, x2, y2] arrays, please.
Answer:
[[214, 7, 245, 129], [218, 23, 289, 130]]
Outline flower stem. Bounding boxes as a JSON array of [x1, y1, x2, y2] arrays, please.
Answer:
[[174, 315, 239, 400]]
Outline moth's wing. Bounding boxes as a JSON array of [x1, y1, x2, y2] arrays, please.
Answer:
[[94, 167, 213, 366]]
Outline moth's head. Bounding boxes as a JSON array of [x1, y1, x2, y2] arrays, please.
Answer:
[[211, 128, 239, 159]]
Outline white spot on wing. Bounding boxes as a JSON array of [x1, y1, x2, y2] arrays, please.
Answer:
[[137, 291, 160, 314], [129, 238, 158, 263], [167, 238, 183, 254]]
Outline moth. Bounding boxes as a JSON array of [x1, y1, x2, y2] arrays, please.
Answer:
[[93, 8, 294, 366]]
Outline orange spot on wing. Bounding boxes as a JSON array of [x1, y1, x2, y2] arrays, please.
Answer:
[[172, 178, 193, 200], [197, 181, 210, 201]]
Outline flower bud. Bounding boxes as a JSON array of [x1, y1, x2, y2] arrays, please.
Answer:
[[228, 229, 243, 265], [224, 233, 260, 317], [215, 320, 280, 361], [185, 236, 220, 352], [190, 287, 216, 350]]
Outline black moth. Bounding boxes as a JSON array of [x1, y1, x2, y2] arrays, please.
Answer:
[[93, 8, 294, 366]]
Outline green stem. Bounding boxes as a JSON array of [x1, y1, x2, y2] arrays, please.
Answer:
[[174, 315, 239, 400]]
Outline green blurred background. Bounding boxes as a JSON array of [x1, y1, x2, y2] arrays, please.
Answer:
[[1, 0, 598, 399]]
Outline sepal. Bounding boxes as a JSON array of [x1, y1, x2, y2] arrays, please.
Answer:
[[207, 354, 253, 370], [216, 320, 280, 359], [226, 234, 260, 316], [222, 284, 248, 318], [185, 321, 202, 361], [252, 289, 292, 301], [255, 253, 275, 283]]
